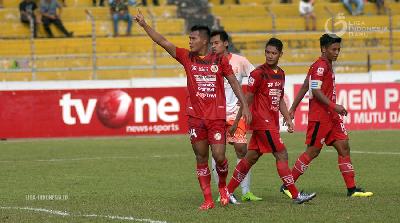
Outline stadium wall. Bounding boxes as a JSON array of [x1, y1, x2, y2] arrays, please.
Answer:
[[0, 71, 399, 139]]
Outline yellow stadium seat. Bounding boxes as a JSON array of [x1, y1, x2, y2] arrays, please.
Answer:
[[212, 5, 268, 17], [269, 4, 299, 17], [0, 8, 20, 21], [209, 0, 274, 5], [387, 3, 400, 15], [96, 67, 185, 79], [0, 72, 33, 81], [36, 70, 93, 80], [35, 57, 92, 68], [275, 17, 304, 31], [393, 15, 400, 30], [220, 17, 273, 32]]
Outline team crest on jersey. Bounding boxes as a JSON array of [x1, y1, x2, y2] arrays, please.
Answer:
[[214, 132, 222, 141], [210, 65, 219, 73], [317, 67, 324, 76], [248, 76, 255, 86]]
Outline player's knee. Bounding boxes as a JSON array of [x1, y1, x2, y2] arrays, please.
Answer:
[[246, 157, 258, 166], [334, 140, 350, 156], [213, 155, 226, 165], [307, 146, 321, 159], [245, 151, 260, 166], [235, 147, 247, 159], [195, 154, 208, 163], [273, 150, 288, 161]]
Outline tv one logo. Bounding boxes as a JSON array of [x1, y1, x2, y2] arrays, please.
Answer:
[[59, 90, 180, 128]]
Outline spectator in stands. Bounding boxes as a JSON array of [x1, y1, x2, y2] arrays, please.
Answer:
[[373, 0, 385, 15], [142, 0, 159, 6], [93, 0, 105, 6], [110, 0, 133, 36], [220, 0, 240, 4], [20, 0, 40, 38], [281, 0, 293, 3], [342, 0, 364, 15], [299, 0, 316, 31], [40, 0, 73, 38]]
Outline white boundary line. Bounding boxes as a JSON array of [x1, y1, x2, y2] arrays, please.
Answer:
[[0, 154, 189, 163], [323, 150, 400, 155], [0, 206, 168, 223], [0, 150, 398, 164]]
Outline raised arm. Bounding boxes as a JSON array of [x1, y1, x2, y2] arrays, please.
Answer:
[[226, 75, 252, 125], [134, 9, 176, 58]]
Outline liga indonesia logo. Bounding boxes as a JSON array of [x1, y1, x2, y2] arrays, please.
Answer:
[[324, 13, 348, 37], [324, 13, 388, 37]]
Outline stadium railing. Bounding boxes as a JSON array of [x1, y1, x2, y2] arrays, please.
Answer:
[[0, 2, 399, 81]]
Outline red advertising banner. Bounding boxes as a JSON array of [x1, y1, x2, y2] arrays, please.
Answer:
[[0, 88, 188, 138], [294, 83, 400, 131]]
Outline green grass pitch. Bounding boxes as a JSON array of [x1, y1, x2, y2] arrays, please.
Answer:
[[1, 130, 399, 223]]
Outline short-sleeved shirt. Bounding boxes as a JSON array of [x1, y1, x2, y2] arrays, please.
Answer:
[[40, 0, 61, 16], [175, 47, 233, 120], [224, 53, 255, 115], [308, 57, 339, 121], [110, 0, 129, 13], [20, 1, 37, 15], [247, 63, 285, 130]]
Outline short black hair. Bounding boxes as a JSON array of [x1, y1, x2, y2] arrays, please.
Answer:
[[190, 25, 211, 40], [265, 38, 283, 52], [210, 30, 229, 42], [320, 33, 342, 48]]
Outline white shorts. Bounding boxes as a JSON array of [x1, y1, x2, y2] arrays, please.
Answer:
[[299, 1, 314, 15]]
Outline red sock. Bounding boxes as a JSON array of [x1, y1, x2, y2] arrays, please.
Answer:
[[227, 159, 251, 194], [292, 152, 312, 182], [338, 155, 356, 189], [216, 159, 228, 188], [277, 160, 299, 199], [196, 162, 213, 202]]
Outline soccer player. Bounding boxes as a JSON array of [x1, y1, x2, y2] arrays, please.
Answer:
[[209, 30, 262, 203], [226, 38, 316, 204], [281, 33, 373, 198], [134, 10, 252, 210]]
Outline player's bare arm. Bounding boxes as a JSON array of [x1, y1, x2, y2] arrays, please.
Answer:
[[226, 74, 252, 125], [134, 9, 176, 58], [245, 92, 254, 106], [234, 92, 254, 128], [279, 99, 294, 133], [312, 89, 348, 116]]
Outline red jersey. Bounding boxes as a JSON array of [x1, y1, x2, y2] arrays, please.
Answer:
[[308, 57, 339, 121], [175, 47, 233, 120], [247, 63, 285, 130]]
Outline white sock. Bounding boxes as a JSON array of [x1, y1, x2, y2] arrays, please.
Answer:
[[211, 157, 219, 187], [239, 158, 251, 195]]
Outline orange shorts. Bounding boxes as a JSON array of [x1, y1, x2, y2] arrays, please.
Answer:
[[226, 117, 247, 144]]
